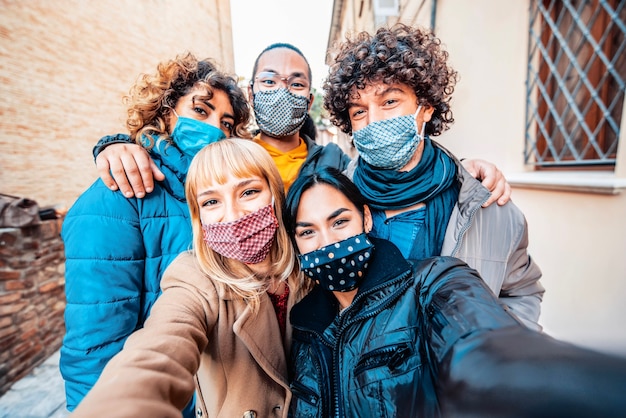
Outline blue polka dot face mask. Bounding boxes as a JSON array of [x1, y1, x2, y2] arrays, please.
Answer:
[[298, 233, 374, 292]]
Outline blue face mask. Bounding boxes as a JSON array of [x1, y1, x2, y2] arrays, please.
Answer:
[[170, 114, 226, 158], [352, 105, 425, 170]]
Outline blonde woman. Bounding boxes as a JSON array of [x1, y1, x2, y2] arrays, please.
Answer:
[[71, 139, 310, 418]]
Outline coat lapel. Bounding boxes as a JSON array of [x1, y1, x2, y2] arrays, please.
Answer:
[[232, 294, 289, 388]]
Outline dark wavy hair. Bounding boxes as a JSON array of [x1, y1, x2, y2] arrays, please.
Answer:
[[323, 24, 458, 136]]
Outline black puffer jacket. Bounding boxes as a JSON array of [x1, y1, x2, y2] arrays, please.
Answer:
[[288, 238, 485, 418]]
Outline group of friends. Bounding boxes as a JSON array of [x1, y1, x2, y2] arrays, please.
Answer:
[[60, 24, 626, 417]]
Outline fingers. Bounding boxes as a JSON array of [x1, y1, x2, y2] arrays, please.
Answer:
[[461, 159, 512, 208], [497, 182, 512, 206], [119, 152, 153, 198], [95, 143, 156, 198], [478, 164, 511, 207], [96, 155, 118, 191], [150, 159, 166, 182]]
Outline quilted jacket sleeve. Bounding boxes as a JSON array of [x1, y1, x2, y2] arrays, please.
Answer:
[[499, 210, 544, 330], [60, 180, 145, 410], [71, 253, 217, 417], [92, 133, 134, 160]]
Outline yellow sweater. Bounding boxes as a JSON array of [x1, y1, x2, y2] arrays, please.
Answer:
[[253, 135, 308, 191]]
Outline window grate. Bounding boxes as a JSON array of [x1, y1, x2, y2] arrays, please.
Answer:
[[525, 0, 626, 168]]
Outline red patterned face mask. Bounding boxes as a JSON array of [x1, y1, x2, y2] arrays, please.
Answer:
[[202, 203, 279, 264]]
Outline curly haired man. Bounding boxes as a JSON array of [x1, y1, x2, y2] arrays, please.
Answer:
[[324, 24, 544, 329]]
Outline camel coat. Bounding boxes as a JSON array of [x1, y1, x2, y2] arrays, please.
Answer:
[[71, 251, 299, 418]]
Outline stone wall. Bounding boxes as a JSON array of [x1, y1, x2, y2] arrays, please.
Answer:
[[0, 219, 66, 396]]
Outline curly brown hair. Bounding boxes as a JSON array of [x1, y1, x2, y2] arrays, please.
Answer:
[[324, 24, 458, 136], [123, 52, 251, 148]]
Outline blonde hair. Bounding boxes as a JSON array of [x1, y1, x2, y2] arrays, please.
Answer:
[[185, 138, 306, 311]]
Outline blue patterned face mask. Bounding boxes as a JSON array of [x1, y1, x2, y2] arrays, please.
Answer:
[[352, 106, 425, 170], [253, 88, 310, 137], [298, 233, 374, 292], [170, 113, 226, 158]]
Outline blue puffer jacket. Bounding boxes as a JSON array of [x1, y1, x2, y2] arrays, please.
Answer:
[[60, 134, 193, 411]]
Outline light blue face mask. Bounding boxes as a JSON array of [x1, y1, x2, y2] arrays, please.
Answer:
[[170, 113, 227, 158], [352, 105, 426, 170]]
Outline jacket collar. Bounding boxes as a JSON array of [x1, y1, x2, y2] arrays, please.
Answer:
[[290, 237, 412, 333], [149, 141, 191, 201], [232, 294, 290, 387], [432, 140, 490, 214]]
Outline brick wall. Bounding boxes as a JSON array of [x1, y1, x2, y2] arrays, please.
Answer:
[[0, 0, 234, 210], [0, 0, 234, 396], [0, 219, 65, 396]]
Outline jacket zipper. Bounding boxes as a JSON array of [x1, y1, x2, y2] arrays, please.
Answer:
[[450, 192, 489, 256], [331, 269, 413, 417]]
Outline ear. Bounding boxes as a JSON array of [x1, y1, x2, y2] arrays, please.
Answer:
[[422, 105, 435, 123], [308, 92, 315, 111], [363, 204, 373, 234], [247, 84, 254, 102]]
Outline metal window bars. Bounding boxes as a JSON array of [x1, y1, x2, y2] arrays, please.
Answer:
[[525, 0, 626, 167]]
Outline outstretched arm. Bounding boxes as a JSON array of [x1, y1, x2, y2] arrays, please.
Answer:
[[461, 159, 511, 207]]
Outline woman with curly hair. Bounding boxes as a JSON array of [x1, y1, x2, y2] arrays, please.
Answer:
[[324, 24, 544, 330], [60, 53, 250, 416]]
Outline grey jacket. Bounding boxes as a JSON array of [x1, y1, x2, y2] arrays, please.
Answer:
[[345, 145, 544, 330], [440, 158, 543, 330]]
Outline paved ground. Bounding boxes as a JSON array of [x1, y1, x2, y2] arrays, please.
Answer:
[[0, 350, 69, 418]]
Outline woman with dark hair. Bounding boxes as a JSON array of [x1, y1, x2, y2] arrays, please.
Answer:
[[283, 167, 626, 418], [61, 53, 250, 416]]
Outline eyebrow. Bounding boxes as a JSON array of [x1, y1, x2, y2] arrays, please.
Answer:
[[346, 86, 406, 108], [197, 178, 260, 198], [295, 208, 351, 228]]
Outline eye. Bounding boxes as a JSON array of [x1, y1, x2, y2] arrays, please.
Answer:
[[193, 106, 208, 116], [383, 99, 398, 106], [350, 109, 366, 120], [201, 198, 218, 207], [289, 80, 308, 90], [296, 228, 314, 238], [221, 120, 234, 133], [260, 79, 277, 87], [241, 188, 260, 198], [333, 218, 349, 228]]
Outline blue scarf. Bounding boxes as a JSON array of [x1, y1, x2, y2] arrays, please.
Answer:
[[352, 137, 459, 257]]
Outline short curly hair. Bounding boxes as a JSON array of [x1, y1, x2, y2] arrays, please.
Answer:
[[124, 52, 251, 148], [324, 24, 458, 136]]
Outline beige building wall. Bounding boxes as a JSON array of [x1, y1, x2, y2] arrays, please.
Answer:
[[0, 0, 234, 210], [328, 0, 626, 355]]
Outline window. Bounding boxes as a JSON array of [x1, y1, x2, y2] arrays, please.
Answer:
[[525, 0, 626, 169]]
